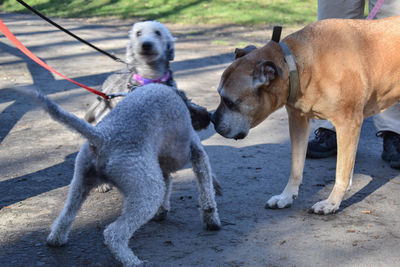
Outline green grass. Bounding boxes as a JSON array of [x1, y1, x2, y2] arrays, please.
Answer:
[[0, 0, 317, 25]]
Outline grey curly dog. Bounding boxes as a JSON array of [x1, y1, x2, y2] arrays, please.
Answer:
[[16, 84, 221, 266]]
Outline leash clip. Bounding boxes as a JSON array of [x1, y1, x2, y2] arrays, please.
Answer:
[[106, 92, 129, 99]]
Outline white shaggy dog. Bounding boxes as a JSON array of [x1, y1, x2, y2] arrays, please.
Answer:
[[85, 21, 211, 194], [85, 20, 176, 124], [84, 21, 210, 131], [17, 84, 221, 266]]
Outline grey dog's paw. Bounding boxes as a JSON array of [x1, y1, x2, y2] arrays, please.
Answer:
[[152, 206, 169, 222], [137, 260, 156, 267], [138, 261, 174, 267], [96, 183, 112, 193], [203, 208, 221, 231], [46, 233, 68, 247], [206, 221, 221, 231]]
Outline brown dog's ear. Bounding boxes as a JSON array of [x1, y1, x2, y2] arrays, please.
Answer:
[[253, 60, 279, 88], [234, 45, 257, 59]]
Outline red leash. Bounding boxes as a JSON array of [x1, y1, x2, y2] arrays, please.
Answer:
[[0, 18, 109, 99]]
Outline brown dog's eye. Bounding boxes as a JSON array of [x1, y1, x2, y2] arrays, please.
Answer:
[[155, 30, 161, 37], [222, 97, 236, 110], [136, 31, 142, 37]]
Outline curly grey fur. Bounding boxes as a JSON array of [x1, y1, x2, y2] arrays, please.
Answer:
[[17, 84, 221, 266]]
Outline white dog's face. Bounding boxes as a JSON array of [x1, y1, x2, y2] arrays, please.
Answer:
[[127, 21, 175, 64]]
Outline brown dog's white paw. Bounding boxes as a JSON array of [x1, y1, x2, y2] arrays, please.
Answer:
[[309, 199, 339, 215], [265, 194, 295, 209]]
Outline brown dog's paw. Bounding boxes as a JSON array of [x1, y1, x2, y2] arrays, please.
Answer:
[[266, 194, 294, 209], [309, 199, 339, 215]]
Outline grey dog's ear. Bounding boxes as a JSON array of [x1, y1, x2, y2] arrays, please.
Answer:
[[253, 60, 280, 88], [234, 45, 257, 59]]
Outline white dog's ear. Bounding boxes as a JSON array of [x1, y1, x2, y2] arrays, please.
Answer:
[[126, 41, 135, 66], [166, 35, 175, 61], [253, 60, 279, 88]]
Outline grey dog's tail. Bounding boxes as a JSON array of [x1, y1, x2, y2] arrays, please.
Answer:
[[15, 85, 103, 147]]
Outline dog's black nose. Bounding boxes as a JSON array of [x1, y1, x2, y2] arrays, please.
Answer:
[[233, 132, 246, 140], [142, 41, 153, 51], [210, 112, 217, 124]]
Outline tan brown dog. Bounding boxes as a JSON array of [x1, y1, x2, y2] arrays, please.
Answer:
[[211, 16, 400, 214]]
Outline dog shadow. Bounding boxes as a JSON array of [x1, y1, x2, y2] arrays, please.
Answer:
[[338, 150, 399, 212], [0, 152, 77, 210], [305, 117, 400, 213]]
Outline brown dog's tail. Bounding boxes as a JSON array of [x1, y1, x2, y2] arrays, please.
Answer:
[[14, 85, 104, 147]]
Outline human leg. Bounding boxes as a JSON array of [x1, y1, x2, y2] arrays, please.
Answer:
[[317, 0, 365, 20], [374, 103, 400, 169]]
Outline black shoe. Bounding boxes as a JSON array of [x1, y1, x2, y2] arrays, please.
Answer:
[[377, 131, 400, 169], [306, 128, 337, 158]]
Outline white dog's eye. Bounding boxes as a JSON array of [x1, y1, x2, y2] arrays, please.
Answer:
[[155, 30, 162, 37], [136, 31, 142, 37]]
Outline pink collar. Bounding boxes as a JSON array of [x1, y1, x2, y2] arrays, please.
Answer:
[[133, 71, 170, 86]]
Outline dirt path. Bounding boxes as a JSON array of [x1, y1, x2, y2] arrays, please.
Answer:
[[1, 13, 400, 267]]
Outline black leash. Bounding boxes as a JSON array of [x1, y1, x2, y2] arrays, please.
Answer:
[[271, 26, 282, 43], [16, 0, 127, 64]]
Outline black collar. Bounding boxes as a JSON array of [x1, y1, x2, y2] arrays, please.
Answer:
[[279, 42, 300, 104]]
